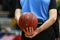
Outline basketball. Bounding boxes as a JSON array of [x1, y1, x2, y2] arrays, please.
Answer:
[[18, 12, 38, 30]]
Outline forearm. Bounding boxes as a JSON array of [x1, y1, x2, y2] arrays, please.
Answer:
[[37, 9, 57, 33], [15, 9, 22, 21]]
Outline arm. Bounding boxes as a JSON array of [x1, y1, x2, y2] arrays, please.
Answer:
[[15, 9, 22, 21], [15, 0, 22, 21], [37, 0, 57, 33], [38, 9, 57, 33]]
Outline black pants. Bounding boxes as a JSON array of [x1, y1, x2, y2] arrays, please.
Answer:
[[22, 24, 55, 40]]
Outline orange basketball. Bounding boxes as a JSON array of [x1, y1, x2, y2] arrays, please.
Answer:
[[18, 12, 38, 30]]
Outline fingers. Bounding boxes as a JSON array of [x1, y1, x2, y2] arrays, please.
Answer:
[[29, 27, 34, 32], [29, 27, 31, 32], [23, 27, 29, 33], [23, 27, 34, 35], [23, 29, 26, 33], [26, 27, 34, 32], [26, 27, 29, 32], [24, 28, 38, 38], [31, 27, 34, 32]]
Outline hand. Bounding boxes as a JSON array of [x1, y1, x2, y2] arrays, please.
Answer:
[[25, 28, 39, 38], [23, 27, 34, 36]]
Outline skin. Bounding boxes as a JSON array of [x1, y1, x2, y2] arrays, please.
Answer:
[[56, 0, 60, 5], [15, 8, 57, 38]]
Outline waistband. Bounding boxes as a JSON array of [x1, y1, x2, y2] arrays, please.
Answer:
[[38, 19, 44, 24]]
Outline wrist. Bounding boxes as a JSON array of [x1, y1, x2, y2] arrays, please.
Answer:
[[37, 26, 44, 33], [36, 27, 41, 34]]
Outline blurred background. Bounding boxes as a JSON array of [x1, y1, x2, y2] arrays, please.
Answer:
[[0, 0, 22, 40], [0, 0, 60, 40]]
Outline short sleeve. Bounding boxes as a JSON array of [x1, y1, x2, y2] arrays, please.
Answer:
[[15, 0, 22, 9], [49, 0, 57, 10]]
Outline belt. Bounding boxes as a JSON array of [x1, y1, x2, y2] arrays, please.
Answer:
[[38, 19, 44, 24]]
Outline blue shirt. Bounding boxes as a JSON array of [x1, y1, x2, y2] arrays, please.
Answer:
[[20, 0, 51, 22]]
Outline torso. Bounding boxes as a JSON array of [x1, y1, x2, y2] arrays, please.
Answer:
[[20, 0, 51, 22]]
